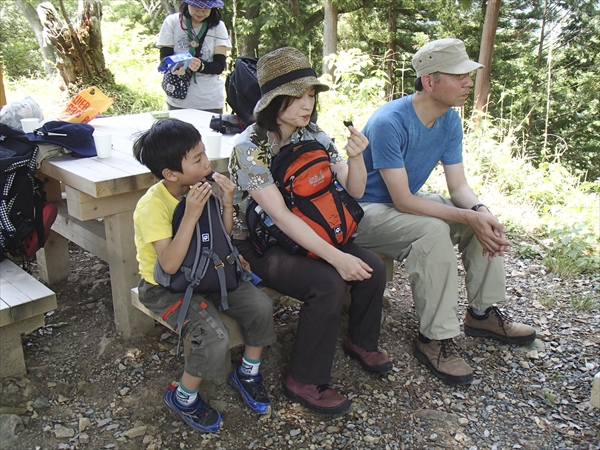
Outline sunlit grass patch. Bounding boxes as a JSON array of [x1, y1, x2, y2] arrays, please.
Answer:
[[538, 294, 557, 308], [570, 293, 599, 311]]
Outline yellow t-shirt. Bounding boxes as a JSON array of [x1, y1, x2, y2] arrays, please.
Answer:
[[133, 181, 179, 284]]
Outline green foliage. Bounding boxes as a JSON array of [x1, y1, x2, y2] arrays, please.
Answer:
[[0, 2, 42, 78], [104, 0, 166, 36], [230, 0, 326, 63], [318, 49, 388, 154], [100, 20, 165, 113], [463, 116, 599, 277], [514, 244, 541, 261]]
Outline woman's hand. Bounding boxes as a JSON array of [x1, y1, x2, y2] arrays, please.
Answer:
[[346, 126, 369, 159], [330, 251, 373, 281]]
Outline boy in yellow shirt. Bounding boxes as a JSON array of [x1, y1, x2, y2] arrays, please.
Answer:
[[133, 118, 276, 432]]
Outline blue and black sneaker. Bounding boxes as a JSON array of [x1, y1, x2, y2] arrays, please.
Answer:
[[229, 366, 271, 414], [164, 384, 223, 433]]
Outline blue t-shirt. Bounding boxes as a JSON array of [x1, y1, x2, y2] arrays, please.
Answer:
[[359, 94, 463, 203]]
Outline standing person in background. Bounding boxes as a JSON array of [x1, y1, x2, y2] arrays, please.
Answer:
[[229, 47, 392, 416], [355, 38, 536, 386], [157, 0, 230, 113]]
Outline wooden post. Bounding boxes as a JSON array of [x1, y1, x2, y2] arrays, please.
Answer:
[[322, 0, 338, 77], [474, 0, 501, 115], [0, 66, 6, 108]]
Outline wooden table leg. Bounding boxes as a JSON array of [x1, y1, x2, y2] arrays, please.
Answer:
[[36, 231, 70, 284], [36, 176, 71, 284], [103, 211, 155, 338]]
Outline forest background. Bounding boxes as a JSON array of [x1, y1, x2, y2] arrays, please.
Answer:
[[0, 0, 598, 283]]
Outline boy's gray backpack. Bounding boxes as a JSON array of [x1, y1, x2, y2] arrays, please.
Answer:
[[154, 194, 251, 356]]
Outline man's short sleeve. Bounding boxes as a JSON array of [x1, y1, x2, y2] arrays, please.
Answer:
[[440, 111, 463, 166]]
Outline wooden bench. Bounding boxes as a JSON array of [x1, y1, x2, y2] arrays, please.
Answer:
[[130, 255, 393, 352], [0, 259, 57, 378]]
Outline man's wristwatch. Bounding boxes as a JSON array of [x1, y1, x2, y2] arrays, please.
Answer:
[[471, 204, 489, 212]]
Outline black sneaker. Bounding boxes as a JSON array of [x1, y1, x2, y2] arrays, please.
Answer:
[[164, 384, 223, 433], [229, 365, 272, 414]]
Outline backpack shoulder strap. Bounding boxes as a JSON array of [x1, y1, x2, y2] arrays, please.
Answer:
[[212, 195, 252, 284]]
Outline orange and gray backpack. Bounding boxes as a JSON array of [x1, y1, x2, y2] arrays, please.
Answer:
[[247, 140, 363, 259]]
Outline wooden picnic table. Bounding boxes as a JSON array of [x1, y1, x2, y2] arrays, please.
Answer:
[[36, 109, 236, 338]]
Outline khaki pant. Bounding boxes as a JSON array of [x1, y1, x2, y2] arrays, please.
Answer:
[[355, 194, 506, 340]]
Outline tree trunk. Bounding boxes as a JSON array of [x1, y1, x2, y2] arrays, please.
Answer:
[[230, 0, 238, 60], [0, 66, 7, 108], [288, 0, 299, 18], [37, 0, 113, 92], [386, 0, 397, 100], [474, 0, 500, 115], [160, 0, 177, 16], [241, 2, 260, 57], [322, 0, 338, 77], [14, 0, 56, 76], [536, 0, 548, 70]]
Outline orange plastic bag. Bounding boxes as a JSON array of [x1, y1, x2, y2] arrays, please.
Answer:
[[60, 86, 113, 123]]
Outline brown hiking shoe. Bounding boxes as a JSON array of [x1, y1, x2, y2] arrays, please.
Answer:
[[342, 338, 393, 375], [464, 305, 536, 346], [283, 374, 351, 415], [415, 336, 473, 386]]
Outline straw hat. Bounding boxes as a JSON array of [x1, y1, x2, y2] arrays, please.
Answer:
[[183, 0, 224, 8], [254, 47, 329, 114]]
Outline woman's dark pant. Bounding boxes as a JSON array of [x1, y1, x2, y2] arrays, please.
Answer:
[[235, 239, 386, 385]]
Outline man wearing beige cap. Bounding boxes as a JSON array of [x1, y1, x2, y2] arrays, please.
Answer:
[[355, 38, 536, 385]]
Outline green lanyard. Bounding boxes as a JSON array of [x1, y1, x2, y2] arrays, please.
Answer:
[[186, 16, 208, 84]]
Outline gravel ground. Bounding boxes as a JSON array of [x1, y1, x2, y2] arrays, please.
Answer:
[[0, 241, 598, 450]]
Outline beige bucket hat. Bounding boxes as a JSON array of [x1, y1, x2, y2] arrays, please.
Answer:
[[254, 47, 329, 114], [412, 38, 483, 78]]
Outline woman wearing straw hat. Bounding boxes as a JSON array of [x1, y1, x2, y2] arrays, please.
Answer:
[[229, 47, 393, 415], [157, 0, 230, 113]]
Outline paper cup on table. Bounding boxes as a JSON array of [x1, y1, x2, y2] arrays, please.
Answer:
[[203, 132, 222, 159], [93, 132, 112, 158], [21, 118, 40, 133]]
